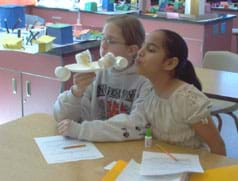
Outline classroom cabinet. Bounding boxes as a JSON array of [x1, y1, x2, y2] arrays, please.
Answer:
[[26, 6, 78, 24], [0, 51, 63, 124], [0, 67, 61, 124], [0, 42, 100, 124]]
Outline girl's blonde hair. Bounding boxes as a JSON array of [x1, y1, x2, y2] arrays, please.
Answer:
[[106, 15, 145, 48]]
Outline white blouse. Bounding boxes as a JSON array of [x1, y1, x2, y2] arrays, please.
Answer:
[[143, 83, 211, 148]]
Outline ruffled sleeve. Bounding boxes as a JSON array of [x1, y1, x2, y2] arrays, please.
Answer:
[[172, 85, 211, 125]]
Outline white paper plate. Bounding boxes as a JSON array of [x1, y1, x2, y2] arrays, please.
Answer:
[[65, 62, 102, 73]]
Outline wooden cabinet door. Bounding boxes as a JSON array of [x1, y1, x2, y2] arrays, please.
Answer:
[[0, 69, 22, 124], [22, 73, 61, 117]]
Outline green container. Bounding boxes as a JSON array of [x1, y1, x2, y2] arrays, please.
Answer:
[[85, 2, 97, 12]]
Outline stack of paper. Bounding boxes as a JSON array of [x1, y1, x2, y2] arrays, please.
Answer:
[[34, 135, 103, 164], [115, 151, 204, 181], [116, 160, 188, 181]]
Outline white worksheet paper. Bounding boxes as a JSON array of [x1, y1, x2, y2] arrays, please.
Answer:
[[117, 159, 188, 181], [140, 151, 204, 176], [34, 135, 103, 164]]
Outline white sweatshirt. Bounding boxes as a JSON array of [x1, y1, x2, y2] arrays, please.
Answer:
[[54, 64, 152, 123]]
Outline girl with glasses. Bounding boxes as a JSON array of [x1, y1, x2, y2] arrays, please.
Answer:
[[54, 15, 151, 139]]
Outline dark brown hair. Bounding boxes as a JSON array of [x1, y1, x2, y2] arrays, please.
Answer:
[[159, 29, 202, 90]]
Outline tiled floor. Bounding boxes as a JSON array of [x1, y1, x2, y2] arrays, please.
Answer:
[[213, 110, 238, 159]]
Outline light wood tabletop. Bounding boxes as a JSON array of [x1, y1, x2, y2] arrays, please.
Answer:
[[0, 113, 238, 181], [195, 67, 238, 102]]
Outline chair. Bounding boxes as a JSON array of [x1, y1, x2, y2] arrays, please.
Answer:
[[203, 51, 238, 132], [232, 28, 238, 53]]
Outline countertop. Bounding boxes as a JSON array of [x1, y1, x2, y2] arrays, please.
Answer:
[[32, 5, 236, 25]]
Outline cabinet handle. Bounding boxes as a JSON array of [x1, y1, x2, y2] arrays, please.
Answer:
[[26, 80, 31, 97], [12, 78, 17, 95]]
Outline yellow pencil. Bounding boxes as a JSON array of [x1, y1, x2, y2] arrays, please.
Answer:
[[63, 144, 86, 149], [155, 144, 178, 161]]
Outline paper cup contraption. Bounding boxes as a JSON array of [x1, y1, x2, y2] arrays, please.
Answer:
[[55, 49, 128, 81]]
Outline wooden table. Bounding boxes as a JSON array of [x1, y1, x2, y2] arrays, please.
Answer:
[[195, 67, 238, 102], [0, 113, 238, 181]]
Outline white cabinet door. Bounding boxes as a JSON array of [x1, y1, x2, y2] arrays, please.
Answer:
[[22, 73, 61, 117], [0, 69, 22, 124]]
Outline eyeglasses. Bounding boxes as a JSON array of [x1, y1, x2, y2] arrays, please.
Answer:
[[100, 36, 126, 45]]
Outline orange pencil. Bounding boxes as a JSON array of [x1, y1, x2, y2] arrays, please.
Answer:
[[63, 144, 86, 149], [155, 144, 178, 161]]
